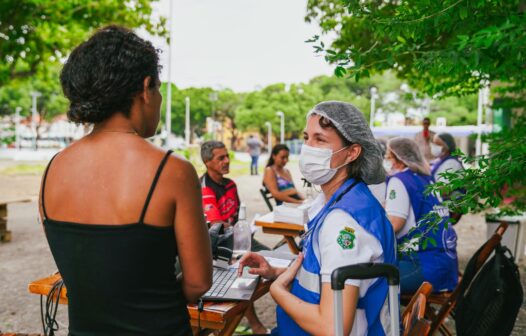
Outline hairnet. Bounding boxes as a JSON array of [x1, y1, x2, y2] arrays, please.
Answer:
[[388, 137, 431, 176], [376, 138, 388, 156], [307, 101, 386, 184], [436, 132, 457, 153]]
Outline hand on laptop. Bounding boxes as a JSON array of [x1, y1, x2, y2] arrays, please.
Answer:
[[238, 252, 279, 280]]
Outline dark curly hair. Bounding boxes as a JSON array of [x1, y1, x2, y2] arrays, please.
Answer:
[[60, 25, 161, 124]]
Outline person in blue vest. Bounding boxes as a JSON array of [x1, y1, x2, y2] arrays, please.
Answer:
[[384, 137, 458, 294], [239, 101, 396, 335], [430, 132, 464, 184], [430, 132, 466, 223]]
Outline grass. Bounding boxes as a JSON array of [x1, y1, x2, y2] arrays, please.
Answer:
[[0, 156, 290, 179], [0, 164, 46, 175]]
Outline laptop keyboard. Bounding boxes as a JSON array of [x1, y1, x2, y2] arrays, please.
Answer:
[[203, 268, 238, 298]]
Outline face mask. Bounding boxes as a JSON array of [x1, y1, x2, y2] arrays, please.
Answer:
[[430, 144, 443, 157], [383, 159, 393, 173], [299, 144, 348, 185]]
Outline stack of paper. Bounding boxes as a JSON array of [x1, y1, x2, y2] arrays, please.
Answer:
[[273, 203, 310, 225]]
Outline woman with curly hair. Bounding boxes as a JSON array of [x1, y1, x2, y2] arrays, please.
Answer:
[[39, 25, 212, 335]]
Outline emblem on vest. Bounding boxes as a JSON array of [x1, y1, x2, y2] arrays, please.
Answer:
[[337, 226, 356, 250]]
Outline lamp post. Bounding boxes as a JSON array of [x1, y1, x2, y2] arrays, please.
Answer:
[[15, 107, 21, 151], [265, 121, 272, 152], [30, 91, 41, 150], [276, 111, 284, 144], [185, 97, 190, 145], [370, 87, 378, 128], [209, 92, 218, 139], [165, 0, 174, 137], [476, 82, 490, 157]]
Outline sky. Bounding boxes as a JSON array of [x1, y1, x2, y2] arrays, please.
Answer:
[[141, 0, 334, 92]]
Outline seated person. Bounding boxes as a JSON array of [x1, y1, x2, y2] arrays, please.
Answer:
[[430, 132, 464, 183], [199, 140, 268, 334], [430, 132, 466, 222], [263, 144, 304, 205], [239, 101, 395, 335], [384, 137, 458, 294]]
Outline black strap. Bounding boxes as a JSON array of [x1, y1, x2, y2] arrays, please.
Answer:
[[41, 153, 60, 221], [138, 150, 173, 224]]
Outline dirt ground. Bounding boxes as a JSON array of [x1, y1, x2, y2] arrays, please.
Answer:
[[1, 161, 525, 335]]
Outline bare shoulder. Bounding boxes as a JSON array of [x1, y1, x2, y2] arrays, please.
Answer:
[[163, 151, 200, 183]]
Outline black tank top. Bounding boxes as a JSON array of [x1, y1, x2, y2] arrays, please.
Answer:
[[42, 150, 191, 336]]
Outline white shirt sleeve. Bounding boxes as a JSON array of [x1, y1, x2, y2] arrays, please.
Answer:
[[434, 158, 463, 184], [384, 177, 410, 220], [368, 182, 387, 206], [319, 209, 383, 296]]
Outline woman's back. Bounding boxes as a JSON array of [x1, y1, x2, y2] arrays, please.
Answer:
[[42, 138, 192, 335], [42, 25, 212, 334]]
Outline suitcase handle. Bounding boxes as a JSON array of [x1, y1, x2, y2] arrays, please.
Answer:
[[331, 263, 400, 336], [331, 262, 399, 290]]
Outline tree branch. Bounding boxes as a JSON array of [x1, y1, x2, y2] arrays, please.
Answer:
[[373, 0, 465, 24]]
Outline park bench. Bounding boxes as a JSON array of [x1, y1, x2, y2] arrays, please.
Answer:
[[0, 198, 33, 242]]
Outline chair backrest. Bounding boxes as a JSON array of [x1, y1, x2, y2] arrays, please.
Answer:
[[259, 187, 274, 211], [403, 282, 432, 336], [428, 221, 508, 334]]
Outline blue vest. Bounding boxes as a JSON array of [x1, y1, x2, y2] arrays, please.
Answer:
[[392, 170, 458, 291], [276, 179, 396, 335]]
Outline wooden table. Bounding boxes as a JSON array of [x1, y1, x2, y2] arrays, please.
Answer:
[[28, 273, 271, 336], [255, 212, 304, 254], [0, 198, 32, 242]]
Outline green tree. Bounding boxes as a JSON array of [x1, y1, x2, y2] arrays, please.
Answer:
[[235, 83, 323, 140], [215, 89, 243, 149], [305, 0, 526, 219], [0, 0, 167, 87], [306, 0, 526, 99], [0, 64, 67, 120]]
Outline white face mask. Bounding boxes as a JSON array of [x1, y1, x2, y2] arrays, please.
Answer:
[[299, 144, 349, 185], [383, 159, 393, 173], [430, 143, 443, 157]]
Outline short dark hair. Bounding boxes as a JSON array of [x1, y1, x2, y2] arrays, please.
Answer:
[[423, 117, 431, 122], [318, 116, 364, 181], [60, 25, 161, 124], [201, 141, 226, 163], [266, 144, 289, 167]]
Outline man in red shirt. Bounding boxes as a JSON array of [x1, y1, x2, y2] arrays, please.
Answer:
[[200, 140, 267, 334], [414, 117, 436, 163], [200, 141, 240, 226]]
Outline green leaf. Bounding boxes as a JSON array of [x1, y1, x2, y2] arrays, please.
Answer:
[[335, 66, 347, 77], [396, 35, 406, 44], [459, 7, 468, 20]]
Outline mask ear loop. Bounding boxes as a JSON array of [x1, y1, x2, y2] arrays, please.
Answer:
[[331, 145, 354, 171]]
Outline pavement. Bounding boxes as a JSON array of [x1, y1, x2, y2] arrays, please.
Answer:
[[0, 160, 525, 335]]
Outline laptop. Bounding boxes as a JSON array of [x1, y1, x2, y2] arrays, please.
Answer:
[[201, 261, 260, 301]]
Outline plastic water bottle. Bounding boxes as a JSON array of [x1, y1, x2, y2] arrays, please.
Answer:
[[233, 203, 251, 257]]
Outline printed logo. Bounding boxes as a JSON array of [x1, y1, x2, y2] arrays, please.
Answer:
[[337, 226, 356, 250], [389, 189, 396, 200]]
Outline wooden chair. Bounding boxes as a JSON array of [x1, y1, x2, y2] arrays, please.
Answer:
[[402, 282, 433, 336], [401, 221, 509, 335]]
